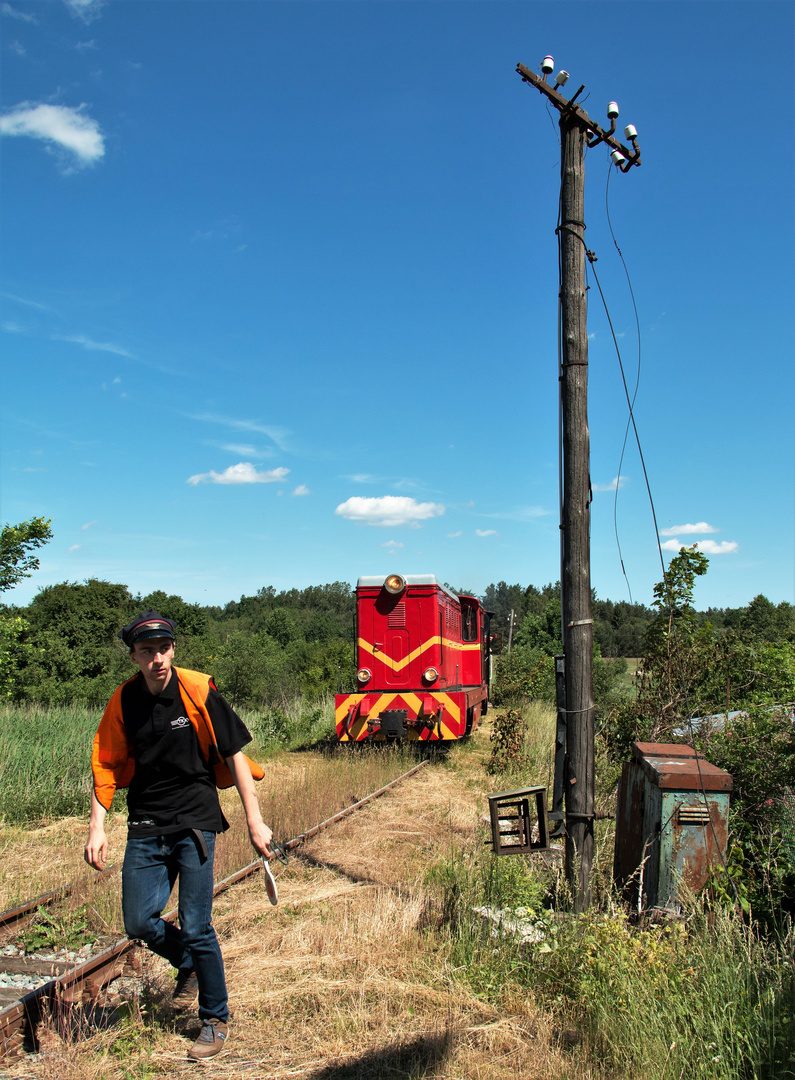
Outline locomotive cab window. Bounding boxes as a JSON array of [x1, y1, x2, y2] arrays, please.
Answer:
[[461, 604, 478, 642]]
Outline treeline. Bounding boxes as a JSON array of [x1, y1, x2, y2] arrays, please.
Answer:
[[481, 580, 795, 658], [0, 580, 355, 707], [489, 553, 795, 757], [1, 570, 793, 709]]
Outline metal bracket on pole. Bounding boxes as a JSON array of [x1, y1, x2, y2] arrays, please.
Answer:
[[516, 63, 641, 169]]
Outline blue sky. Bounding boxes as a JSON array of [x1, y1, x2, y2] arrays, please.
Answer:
[[2, 0, 793, 612]]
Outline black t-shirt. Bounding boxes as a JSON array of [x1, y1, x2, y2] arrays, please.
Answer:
[[122, 670, 252, 838]]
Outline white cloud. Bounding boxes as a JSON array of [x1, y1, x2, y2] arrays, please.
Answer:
[[334, 496, 445, 528], [0, 103, 104, 168], [191, 414, 289, 450], [0, 291, 51, 311], [221, 443, 256, 455], [343, 473, 423, 492], [81, 520, 98, 530], [382, 540, 404, 548], [291, 484, 310, 496], [447, 531, 462, 538], [10, 40, 25, 55], [478, 505, 549, 522], [65, 0, 105, 23], [692, 540, 738, 556], [187, 463, 289, 486], [56, 333, 134, 358], [68, 544, 80, 552], [593, 476, 626, 493], [661, 539, 738, 556], [2, 4, 38, 23], [475, 529, 498, 538], [659, 521, 718, 536]]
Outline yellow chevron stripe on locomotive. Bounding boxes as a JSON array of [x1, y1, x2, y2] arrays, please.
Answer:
[[357, 635, 482, 673], [335, 690, 463, 742]]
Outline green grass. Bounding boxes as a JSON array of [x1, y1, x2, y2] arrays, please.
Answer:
[[0, 695, 339, 825], [426, 839, 795, 1080], [239, 692, 337, 754], [433, 696, 795, 1080], [0, 702, 99, 822]]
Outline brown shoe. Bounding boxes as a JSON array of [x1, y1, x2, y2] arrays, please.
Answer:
[[172, 968, 199, 1010], [188, 1019, 229, 1060]]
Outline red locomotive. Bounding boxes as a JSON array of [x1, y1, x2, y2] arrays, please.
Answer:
[[335, 574, 492, 744]]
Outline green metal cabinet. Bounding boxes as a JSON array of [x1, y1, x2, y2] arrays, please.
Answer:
[[613, 742, 732, 910]]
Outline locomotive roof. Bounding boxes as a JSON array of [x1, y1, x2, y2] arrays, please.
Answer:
[[356, 574, 461, 602]]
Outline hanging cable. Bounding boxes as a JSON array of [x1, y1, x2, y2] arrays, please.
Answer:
[[605, 164, 642, 605], [587, 169, 738, 900]]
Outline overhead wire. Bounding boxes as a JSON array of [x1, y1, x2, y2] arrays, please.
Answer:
[[590, 156, 738, 901], [605, 164, 642, 605]]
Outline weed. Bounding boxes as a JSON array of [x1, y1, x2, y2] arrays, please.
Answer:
[[431, 840, 795, 1080], [21, 903, 97, 953]]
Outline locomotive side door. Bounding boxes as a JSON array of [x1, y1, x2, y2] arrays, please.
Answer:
[[374, 590, 410, 687]]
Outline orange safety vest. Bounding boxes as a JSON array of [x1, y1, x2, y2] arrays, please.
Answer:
[[91, 666, 264, 810]]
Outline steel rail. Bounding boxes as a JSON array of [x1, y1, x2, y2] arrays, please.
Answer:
[[0, 865, 119, 939], [0, 758, 429, 1059], [208, 757, 429, 898]]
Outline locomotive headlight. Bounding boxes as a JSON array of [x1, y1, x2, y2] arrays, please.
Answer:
[[423, 667, 439, 684], [357, 668, 372, 684], [384, 574, 406, 595]]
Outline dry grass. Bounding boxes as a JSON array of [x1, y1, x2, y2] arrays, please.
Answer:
[[0, 816, 124, 913], [0, 726, 587, 1080], [0, 748, 420, 937]]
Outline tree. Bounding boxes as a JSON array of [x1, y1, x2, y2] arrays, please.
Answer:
[[514, 596, 562, 655], [0, 518, 52, 593], [139, 590, 209, 638], [605, 549, 795, 757], [741, 595, 795, 643], [16, 579, 135, 702]]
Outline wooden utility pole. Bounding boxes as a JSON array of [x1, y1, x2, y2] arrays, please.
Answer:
[[559, 112, 595, 910], [516, 58, 640, 911]]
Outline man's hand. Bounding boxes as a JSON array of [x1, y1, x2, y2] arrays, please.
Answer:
[[84, 825, 109, 870], [85, 790, 109, 870], [248, 820, 273, 859]]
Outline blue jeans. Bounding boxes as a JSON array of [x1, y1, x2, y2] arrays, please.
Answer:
[[122, 830, 228, 1022]]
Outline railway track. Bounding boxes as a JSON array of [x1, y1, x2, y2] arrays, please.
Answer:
[[0, 758, 429, 1060]]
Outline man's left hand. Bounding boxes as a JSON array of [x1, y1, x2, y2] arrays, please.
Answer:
[[249, 820, 273, 859]]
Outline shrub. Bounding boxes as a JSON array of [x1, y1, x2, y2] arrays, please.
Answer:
[[700, 706, 795, 925], [491, 646, 554, 707]]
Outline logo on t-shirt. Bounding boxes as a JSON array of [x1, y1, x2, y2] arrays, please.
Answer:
[[171, 716, 191, 730]]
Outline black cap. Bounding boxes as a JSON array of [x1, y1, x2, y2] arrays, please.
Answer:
[[119, 611, 176, 648]]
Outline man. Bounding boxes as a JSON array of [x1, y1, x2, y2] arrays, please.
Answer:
[[84, 611, 273, 1060]]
